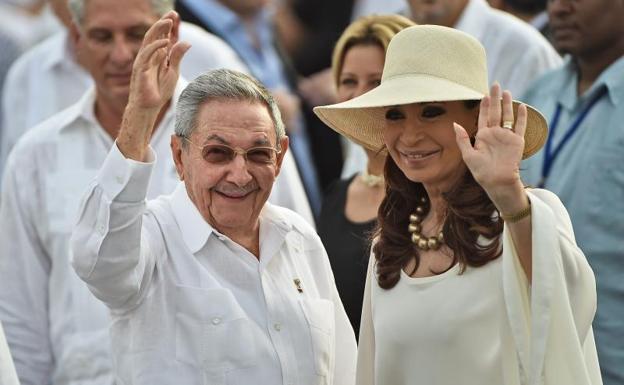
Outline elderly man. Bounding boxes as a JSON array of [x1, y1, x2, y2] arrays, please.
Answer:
[[0, 1, 312, 385], [520, 0, 624, 384], [0, 0, 247, 179], [407, 0, 561, 97], [71, 12, 356, 385]]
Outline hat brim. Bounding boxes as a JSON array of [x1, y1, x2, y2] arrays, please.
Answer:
[[314, 75, 547, 159]]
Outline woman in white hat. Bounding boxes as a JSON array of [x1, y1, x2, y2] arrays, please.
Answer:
[[315, 25, 601, 385], [317, 13, 414, 339]]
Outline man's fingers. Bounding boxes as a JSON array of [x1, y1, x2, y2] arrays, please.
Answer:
[[142, 18, 173, 48], [135, 39, 169, 69], [168, 42, 191, 72]]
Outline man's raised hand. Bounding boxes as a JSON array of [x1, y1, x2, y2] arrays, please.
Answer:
[[128, 11, 190, 111]]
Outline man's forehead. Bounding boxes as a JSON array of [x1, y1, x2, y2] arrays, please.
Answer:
[[81, 0, 159, 27]]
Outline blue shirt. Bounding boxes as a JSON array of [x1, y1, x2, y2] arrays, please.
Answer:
[[179, 0, 289, 90], [520, 55, 624, 385]]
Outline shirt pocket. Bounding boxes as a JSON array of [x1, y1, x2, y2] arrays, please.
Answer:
[[588, 147, 624, 228], [174, 285, 258, 373], [299, 298, 335, 378], [45, 170, 95, 233]]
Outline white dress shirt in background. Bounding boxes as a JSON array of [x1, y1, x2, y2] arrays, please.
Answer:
[[70, 143, 357, 385], [0, 321, 19, 385], [455, 0, 562, 98], [0, 21, 248, 179], [0, 81, 312, 385]]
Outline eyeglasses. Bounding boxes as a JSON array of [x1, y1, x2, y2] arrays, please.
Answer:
[[180, 136, 280, 165]]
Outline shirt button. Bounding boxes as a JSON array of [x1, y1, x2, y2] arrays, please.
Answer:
[[273, 323, 282, 331], [115, 175, 124, 184], [211, 317, 222, 325], [97, 225, 106, 235]]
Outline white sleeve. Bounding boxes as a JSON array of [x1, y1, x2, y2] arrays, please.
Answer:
[[0, 148, 54, 385], [0, 322, 20, 385], [502, 189, 601, 385], [326, 251, 358, 385], [355, 250, 375, 385], [70, 142, 160, 313]]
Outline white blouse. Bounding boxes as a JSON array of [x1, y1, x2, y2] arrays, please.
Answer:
[[373, 260, 504, 385], [357, 189, 602, 385]]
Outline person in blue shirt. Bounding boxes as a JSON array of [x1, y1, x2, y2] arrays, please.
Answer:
[[520, 1, 624, 383]]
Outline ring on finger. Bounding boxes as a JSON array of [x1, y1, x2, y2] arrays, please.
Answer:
[[502, 120, 514, 130]]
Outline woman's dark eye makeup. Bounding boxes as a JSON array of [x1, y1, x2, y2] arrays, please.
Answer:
[[385, 108, 405, 120], [421, 105, 446, 118]]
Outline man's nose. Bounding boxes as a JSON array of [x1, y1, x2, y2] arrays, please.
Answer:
[[548, 0, 573, 15], [110, 36, 135, 66], [225, 154, 254, 186]]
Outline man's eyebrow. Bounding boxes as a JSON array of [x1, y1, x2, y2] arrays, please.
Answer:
[[202, 134, 271, 147], [202, 134, 228, 145]]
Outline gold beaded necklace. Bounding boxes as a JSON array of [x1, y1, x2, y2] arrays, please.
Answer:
[[408, 201, 445, 251]]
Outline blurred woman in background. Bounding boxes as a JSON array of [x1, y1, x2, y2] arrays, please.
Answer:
[[317, 14, 414, 337]]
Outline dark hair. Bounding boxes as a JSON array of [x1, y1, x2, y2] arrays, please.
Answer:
[[505, 0, 546, 14], [372, 100, 503, 289]]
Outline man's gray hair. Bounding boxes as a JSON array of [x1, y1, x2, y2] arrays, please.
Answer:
[[68, 0, 174, 25], [175, 69, 286, 148]]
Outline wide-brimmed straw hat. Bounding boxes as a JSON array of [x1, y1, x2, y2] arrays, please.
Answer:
[[314, 25, 547, 159]]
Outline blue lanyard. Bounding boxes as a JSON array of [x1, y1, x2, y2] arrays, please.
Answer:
[[538, 88, 607, 188]]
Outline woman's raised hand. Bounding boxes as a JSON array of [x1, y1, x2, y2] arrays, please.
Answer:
[[453, 83, 528, 212]]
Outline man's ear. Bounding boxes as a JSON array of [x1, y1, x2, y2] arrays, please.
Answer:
[[69, 21, 82, 47], [171, 134, 185, 180], [274, 136, 289, 177]]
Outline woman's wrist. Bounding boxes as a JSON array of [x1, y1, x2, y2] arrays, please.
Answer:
[[487, 179, 529, 216]]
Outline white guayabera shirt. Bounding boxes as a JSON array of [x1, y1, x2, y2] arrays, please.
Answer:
[[70, 144, 357, 385], [0, 322, 19, 385], [0, 83, 312, 385]]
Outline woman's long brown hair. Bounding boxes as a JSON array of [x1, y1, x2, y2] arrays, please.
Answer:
[[372, 102, 504, 289]]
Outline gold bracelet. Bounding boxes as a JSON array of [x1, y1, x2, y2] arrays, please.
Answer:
[[501, 201, 531, 223]]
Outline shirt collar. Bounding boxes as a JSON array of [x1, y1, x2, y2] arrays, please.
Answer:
[[42, 30, 78, 71], [170, 182, 214, 253], [454, 0, 490, 40], [556, 55, 624, 109]]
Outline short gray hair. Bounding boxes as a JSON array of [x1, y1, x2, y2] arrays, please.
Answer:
[[175, 69, 286, 149], [68, 0, 174, 25]]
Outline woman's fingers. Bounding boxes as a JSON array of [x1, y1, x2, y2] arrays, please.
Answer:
[[501, 90, 514, 129], [478, 95, 489, 130], [515, 103, 528, 139], [488, 83, 502, 128], [453, 122, 474, 160]]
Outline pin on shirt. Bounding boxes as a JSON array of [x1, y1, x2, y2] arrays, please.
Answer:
[[293, 278, 303, 293]]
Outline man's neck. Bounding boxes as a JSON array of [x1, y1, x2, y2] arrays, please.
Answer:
[[576, 41, 624, 95], [226, 227, 261, 259]]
